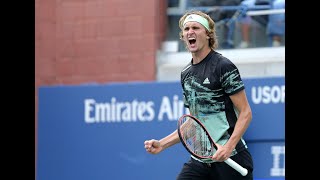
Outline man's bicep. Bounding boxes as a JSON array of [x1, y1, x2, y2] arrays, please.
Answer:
[[229, 89, 250, 111]]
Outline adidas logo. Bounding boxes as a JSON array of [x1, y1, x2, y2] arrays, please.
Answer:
[[203, 78, 210, 84], [187, 15, 193, 20]]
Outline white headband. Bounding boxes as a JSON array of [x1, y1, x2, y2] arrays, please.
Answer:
[[183, 14, 210, 31]]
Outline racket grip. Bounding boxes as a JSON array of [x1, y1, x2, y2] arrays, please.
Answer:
[[224, 158, 248, 176]]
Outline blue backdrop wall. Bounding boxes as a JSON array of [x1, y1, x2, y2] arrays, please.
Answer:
[[37, 76, 285, 180]]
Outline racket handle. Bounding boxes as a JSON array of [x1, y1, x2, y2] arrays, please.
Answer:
[[224, 158, 248, 176]]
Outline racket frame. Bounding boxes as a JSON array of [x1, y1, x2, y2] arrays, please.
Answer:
[[177, 114, 248, 176], [177, 114, 217, 159]]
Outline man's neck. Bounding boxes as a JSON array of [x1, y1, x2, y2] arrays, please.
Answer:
[[191, 48, 211, 64]]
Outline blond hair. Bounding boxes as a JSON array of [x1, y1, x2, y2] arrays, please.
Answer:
[[179, 10, 219, 50]]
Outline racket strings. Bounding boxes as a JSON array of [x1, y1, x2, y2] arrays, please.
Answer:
[[180, 117, 213, 157]]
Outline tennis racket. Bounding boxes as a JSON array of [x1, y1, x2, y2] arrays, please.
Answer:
[[177, 114, 248, 176]]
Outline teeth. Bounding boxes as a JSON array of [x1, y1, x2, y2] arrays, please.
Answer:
[[188, 37, 195, 40]]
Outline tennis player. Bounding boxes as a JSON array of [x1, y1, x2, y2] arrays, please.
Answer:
[[144, 10, 254, 180]]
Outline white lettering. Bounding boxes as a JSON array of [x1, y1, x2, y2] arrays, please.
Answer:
[[251, 85, 285, 104], [158, 96, 173, 121], [84, 98, 155, 123], [84, 96, 188, 123], [121, 102, 131, 122], [158, 95, 189, 121], [270, 145, 285, 176], [84, 99, 95, 123]]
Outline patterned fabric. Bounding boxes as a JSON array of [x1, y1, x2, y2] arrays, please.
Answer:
[[180, 50, 247, 163]]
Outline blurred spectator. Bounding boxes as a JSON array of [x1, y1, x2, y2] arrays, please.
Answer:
[[168, 0, 180, 7], [188, 0, 217, 7], [237, 0, 270, 48], [266, 0, 285, 47], [188, 0, 242, 49], [215, 0, 242, 49]]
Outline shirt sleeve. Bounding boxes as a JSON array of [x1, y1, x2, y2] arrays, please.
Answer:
[[219, 58, 245, 95]]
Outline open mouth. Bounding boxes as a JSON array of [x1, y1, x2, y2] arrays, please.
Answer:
[[189, 39, 196, 45]]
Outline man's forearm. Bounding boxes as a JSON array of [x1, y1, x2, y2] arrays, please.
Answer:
[[159, 130, 181, 150]]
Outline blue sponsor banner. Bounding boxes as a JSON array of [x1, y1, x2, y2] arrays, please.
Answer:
[[247, 141, 285, 179], [37, 77, 285, 180], [244, 77, 285, 141]]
